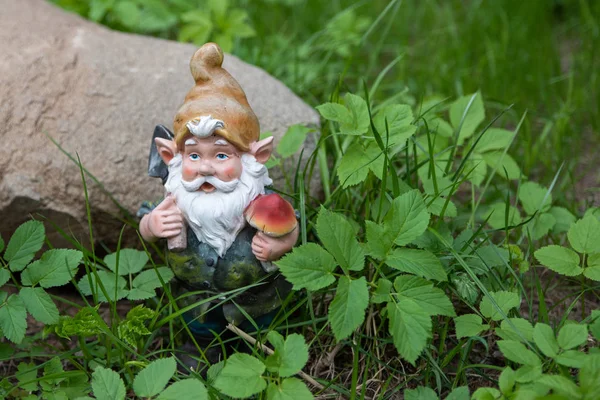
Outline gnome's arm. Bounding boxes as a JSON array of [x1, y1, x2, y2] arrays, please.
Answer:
[[245, 194, 298, 262]]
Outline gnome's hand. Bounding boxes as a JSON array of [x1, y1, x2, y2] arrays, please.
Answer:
[[140, 195, 184, 242], [251, 227, 299, 262]]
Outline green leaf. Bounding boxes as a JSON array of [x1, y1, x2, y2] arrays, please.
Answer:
[[17, 362, 38, 392], [579, 354, 600, 398], [337, 143, 374, 187], [386, 248, 447, 281], [394, 275, 455, 316], [451, 273, 479, 305], [533, 323, 559, 358], [213, 354, 266, 398], [549, 206, 577, 234], [536, 375, 580, 397], [157, 379, 208, 400], [266, 378, 313, 400], [385, 190, 430, 246], [449, 92, 485, 143], [371, 278, 392, 304], [497, 340, 541, 366], [54, 306, 106, 339], [131, 267, 174, 291], [340, 93, 370, 136], [404, 386, 437, 400], [91, 367, 126, 400], [475, 128, 514, 153], [0, 294, 27, 343], [527, 212, 556, 241], [265, 332, 309, 377], [557, 323, 588, 350], [104, 249, 148, 275], [21, 249, 83, 288], [316, 102, 351, 123], [555, 350, 588, 368], [465, 153, 487, 186], [518, 182, 552, 215], [479, 291, 520, 321], [275, 243, 337, 291], [454, 314, 489, 339], [113, 1, 140, 29], [584, 253, 600, 281], [19, 287, 59, 325], [495, 318, 533, 343], [365, 221, 389, 260], [426, 196, 457, 218], [481, 151, 521, 180], [316, 208, 365, 272], [77, 271, 128, 302], [445, 386, 470, 400], [534, 245, 582, 276], [514, 364, 542, 383], [499, 367, 516, 395], [373, 104, 415, 144], [328, 276, 369, 341], [276, 125, 313, 158], [133, 357, 176, 398], [0, 235, 4, 253], [568, 214, 600, 254], [486, 203, 522, 230], [117, 305, 155, 346], [0, 269, 10, 287], [472, 387, 501, 400], [5, 220, 45, 272], [387, 299, 431, 365]]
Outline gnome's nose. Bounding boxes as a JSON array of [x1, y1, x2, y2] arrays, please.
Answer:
[[197, 162, 214, 176]]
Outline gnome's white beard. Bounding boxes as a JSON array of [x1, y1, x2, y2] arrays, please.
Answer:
[[164, 153, 273, 257]]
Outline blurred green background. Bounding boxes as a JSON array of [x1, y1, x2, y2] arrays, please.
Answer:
[[52, 0, 599, 182]]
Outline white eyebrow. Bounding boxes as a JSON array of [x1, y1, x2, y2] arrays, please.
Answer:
[[184, 138, 197, 146], [214, 139, 229, 146]]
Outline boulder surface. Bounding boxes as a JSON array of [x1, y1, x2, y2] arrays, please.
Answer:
[[0, 0, 319, 247]]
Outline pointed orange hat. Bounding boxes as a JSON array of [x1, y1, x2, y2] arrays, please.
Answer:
[[172, 43, 260, 152]]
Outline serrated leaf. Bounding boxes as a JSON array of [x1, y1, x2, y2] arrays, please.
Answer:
[[518, 182, 552, 215], [445, 386, 470, 400], [0, 294, 27, 343], [404, 386, 437, 400], [329, 277, 369, 341], [337, 143, 374, 187], [266, 378, 313, 400], [480, 291, 520, 321], [579, 354, 600, 398], [104, 249, 148, 275], [132, 267, 174, 290], [0, 269, 10, 287], [499, 367, 515, 395], [449, 92, 485, 143], [386, 248, 447, 281], [426, 196, 457, 218], [21, 249, 83, 288], [92, 367, 125, 400], [497, 340, 541, 366], [528, 212, 556, 241], [5, 220, 45, 272], [394, 275, 455, 316], [385, 190, 430, 246], [555, 350, 588, 368], [316, 102, 351, 123], [496, 318, 533, 343], [557, 323, 588, 350], [533, 323, 559, 358], [213, 354, 266, 398], [454, 314, 489, 339], [465, 152, 487, 186], [472, 387, 501, 400], [277, 124, 312, 158], [387, 299, 431, 365], [568, 214, 600, 254], [451, 273, 479, 305], [534, 245, 582, 276], [482, 151, 521, 180], [373, 104, 415, 145], [265, 332, 309, 377], [17, 362, 38, 391], [549, 206, 576, 234], [514, 364, 543, 383], [365, 221, 390, 260], [133, 357, 176, 397], [584, 253, 600, 281], [54, 306, 106, 339], [19, 287, 59, 325], [77, 271, 128, 302], [341, 93, 370, 135], [475, 128, 514, 153], [371, 278, 392, 304], [157, 379, 208, 400], [316, 208, 365, 272], [275, 243, 337, 290], [486, 203, 522, 230], [537, 375, 579, 397]]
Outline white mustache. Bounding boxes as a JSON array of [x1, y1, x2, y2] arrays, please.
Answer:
[[181, 176, 239, 193]]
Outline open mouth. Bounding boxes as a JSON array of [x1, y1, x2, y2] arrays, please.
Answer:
[[200, 182, 215, 192]]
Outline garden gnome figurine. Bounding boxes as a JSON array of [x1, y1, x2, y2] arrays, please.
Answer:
[[139, 43, 298, 338]]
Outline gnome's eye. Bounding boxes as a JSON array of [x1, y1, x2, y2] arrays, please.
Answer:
[[216, 153, 229, 160], [189, 153, 200, 161]]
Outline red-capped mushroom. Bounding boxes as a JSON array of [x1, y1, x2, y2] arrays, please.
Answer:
[[244, 194, 297, 237]]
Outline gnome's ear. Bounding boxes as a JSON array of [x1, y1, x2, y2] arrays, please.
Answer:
[[155, 138, 178, 164], [249, 136, 274, 164]]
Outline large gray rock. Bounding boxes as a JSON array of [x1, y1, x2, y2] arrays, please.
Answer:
[[0, 0, 319, 247]]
